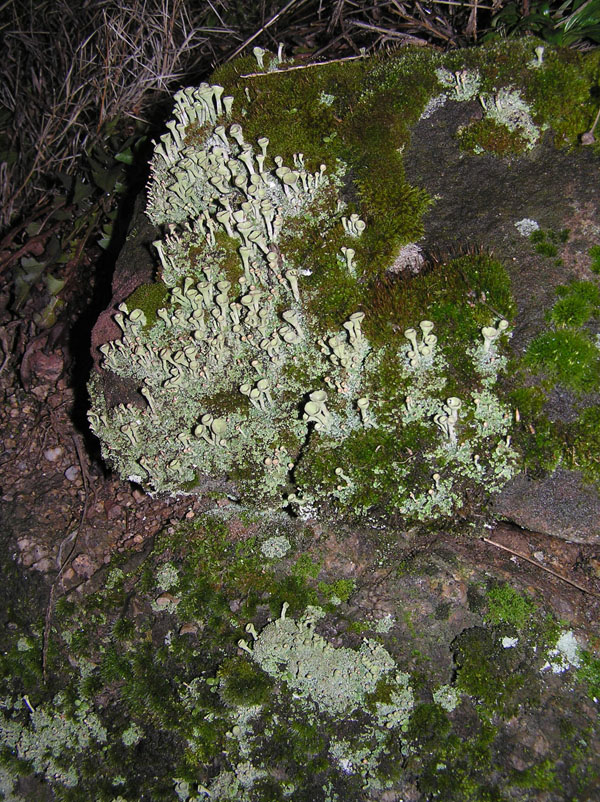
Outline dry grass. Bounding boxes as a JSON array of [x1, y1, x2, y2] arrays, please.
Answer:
[[0, 0, 511, 232]]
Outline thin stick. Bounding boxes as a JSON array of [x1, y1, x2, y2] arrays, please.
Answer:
[[481, 537, 600, 599], [349, 20, 431, 44], [241, 52, 366, 78], [425, 0, 496, 8]]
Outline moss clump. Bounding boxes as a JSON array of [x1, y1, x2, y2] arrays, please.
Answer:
[[364, 251, 514, 350], [524, 329, 600, 393], [589, 244, 600, 274], [548, 280, 600, 328], [569, 405, 600, 486], [529, 227, 569, 258], [577, 650, 600, 700], [453, 628, 535, 717], [485, 584, 535, 630], [217, 656, 273, 706], [123, 281, 168, 328], [406, 703, 503, 802], [457, 117, 532, 156]]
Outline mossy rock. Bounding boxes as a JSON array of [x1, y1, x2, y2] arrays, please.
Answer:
[[89, 41, 600, 534]]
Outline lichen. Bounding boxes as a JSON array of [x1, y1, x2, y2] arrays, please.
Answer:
[[88, 79, 518, 524]]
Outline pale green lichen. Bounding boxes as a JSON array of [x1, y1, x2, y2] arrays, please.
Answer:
[[0, 693, 107, 789], [260, 534, 291, 558], [239, 603, 397, 716], [479, 87, 541, 149], [436, 67, 481, 101], [88, 80, 518, 523], [432, 684, 461, 712]]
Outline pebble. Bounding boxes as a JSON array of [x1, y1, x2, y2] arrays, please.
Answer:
[[32, 557, 53, 573], [44, 446, 64, 462], [155, 593, 179, 609], [179, 623, 198, 636], [72, 553, 96, 578], [65, 465, 79, 481]]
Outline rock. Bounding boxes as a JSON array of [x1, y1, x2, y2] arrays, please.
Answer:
[[179, 623, 197, 636], [44, 446, 64, 462], [493, 468, 600, 544], [71, 553, 97, 578], [64, 465, 79, 481], [155, 593, 179, 609]]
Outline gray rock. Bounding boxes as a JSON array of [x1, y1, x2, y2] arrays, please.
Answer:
[[493, 468, 600, 544]]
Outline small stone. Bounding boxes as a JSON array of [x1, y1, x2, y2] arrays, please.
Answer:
[[71, 553, 96, 579], [155, 593, 179, 609], [179, 623, 197, 635], [132, 488, 146, 503], [185, 509, 195, 519], [32, 557, 54, 573], [106, 503, 122, 520], [133, 534, 144, 544], [65, 465, 79, 481]]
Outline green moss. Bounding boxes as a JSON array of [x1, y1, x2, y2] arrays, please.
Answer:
[[318, 579, 355, 603], [549, 280, 600, 327], [406, 703, 504, 802], [123, 281, 168, 328], [511, 758, 559, 792], [528, 46, 600, 149], [530, 227, 569, 258], [524, 329, 600, 393], [269, 574, 319, 617], [453, 627, 535, 717], [589, 244, 600, 274], [217, 656, 273, 706], [364, 251, 514, 350], [569, 405, 600, 485], [292, 553, 321, 581], [485, 584, 535, 629], [457, 117, 530, 156]]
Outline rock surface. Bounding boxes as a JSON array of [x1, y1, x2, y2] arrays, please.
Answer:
[[493, 468, 600, 544]]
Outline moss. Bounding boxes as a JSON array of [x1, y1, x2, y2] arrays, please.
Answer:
[[569, 405, 600, 486], [452, 627, 536, 717], [528, 46, 600, 149], [549, 280, 600, 327], [269, 574, 319, 616], [577, 649, 600, 699], [530, 227, 569, 259], [123, 281, 168, 328], [485, 584, 535, 629], [292, 553, 321, 581], [589, 244, 600, 274], [364, 251, 514, 351], [406, 703, 504, 802], [457, 117, 531, 156], [318, 578, 355, 604], [524, 329, 600, 393], [217, 656, 273, 706], [511, 758, 560, 792]]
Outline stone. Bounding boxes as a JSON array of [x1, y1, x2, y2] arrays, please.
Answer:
[[493, 468, 600, 544]]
